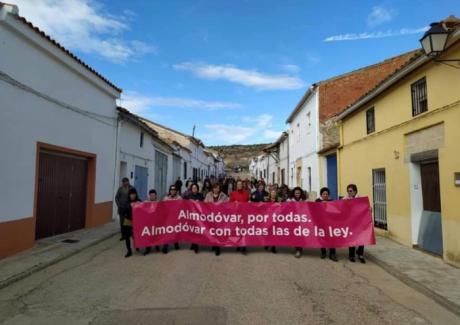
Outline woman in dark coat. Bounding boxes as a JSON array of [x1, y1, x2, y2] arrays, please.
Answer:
[[184, 183, 204, 253], [316, 187, 338, 262], [122, 188, 141, 258]]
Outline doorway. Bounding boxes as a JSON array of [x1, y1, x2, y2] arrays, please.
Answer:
[[36, 151, 88, 239]]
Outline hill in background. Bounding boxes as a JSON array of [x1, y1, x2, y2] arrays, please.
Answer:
[[208, 143, 269, 176]]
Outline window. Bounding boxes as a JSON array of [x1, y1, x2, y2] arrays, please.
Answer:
[[372, 169, 387, 230], [366, 107, 375, 134], [307, 167, 312, 192], [183, 162, 187, 179], [306, 112, 311, 128], [411, 77, 427, 116], [140, 132, 144, 147]]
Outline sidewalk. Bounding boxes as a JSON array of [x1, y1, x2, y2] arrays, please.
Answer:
[[366, 235, 460, 317], [0, 221, 119, 289]]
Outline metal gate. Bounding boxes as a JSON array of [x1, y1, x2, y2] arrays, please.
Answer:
[[372, 169, 387, 229], [172, 156, 181, 183], [155, 150, 168, 198], [134, 165, 148, 201], [36, 151, 87, 239], [326, 154, 338, 199]]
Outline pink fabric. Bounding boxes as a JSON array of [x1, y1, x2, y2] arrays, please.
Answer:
[[133, 197, 376, 248]]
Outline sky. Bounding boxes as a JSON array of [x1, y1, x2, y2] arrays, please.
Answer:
[[10, 0, 459, 145]]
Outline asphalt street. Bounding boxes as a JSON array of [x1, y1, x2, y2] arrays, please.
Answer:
[[0, 236, 458, 325]]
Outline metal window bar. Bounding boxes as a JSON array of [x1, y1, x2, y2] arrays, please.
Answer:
[[372, 169, 387, 229], [366, 107, 375, 134], [411, 77, 427, 116]]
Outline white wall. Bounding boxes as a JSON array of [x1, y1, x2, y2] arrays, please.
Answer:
[[0, 20, 119, 223], [279, 136, 289, 185], [118, 120, 156, 199], [287, 90, 320, 194]]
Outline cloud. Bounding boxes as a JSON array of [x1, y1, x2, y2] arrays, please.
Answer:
[[280, 64, 301, 73], [242, 114, 273, 128], [11, 0, 155, 63], [173, 62, 306, 90], [201, 114, 282, 145], [324, 27, 428, 42], [367, 6, 397, 27], [118, 91, 242, 114]]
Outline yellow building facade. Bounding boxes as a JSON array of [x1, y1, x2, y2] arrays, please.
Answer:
[[337, 40, 460, 267]]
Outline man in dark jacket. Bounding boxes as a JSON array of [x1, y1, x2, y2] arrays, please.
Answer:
[[175, 177, 183, 194], [115, 177, 134, 240]]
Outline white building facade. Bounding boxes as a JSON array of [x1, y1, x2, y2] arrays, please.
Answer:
[[285, 87, 320, 198], [0, 4, 120, 258]]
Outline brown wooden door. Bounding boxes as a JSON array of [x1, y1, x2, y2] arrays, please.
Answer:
[[420, 162, 441, 212], [36, 151, 87, 239]]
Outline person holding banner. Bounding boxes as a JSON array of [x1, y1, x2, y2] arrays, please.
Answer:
[[288, 187, 308, 258], [344, 184, 366, 264], [184, 183, 204, 253], [161, 185, 183, 253], [251, 182, 269, 203], [121, 188, 141, 258], [230, 180, 250, 254], [265, 189, 281, 254], [143, 189, 160, 256], [316, 187, 338, 262], [205, 183, 229, 256]]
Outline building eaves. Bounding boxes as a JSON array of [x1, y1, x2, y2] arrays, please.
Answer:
[[263, 131, 288, 151], [286, 85, 317, 123], [117, 107, 175, 151], [0, 3, 121, 93]]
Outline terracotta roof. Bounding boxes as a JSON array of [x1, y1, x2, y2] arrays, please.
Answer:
[[0, 3, 121, 93], [286, 49, 421, 123], [336, 51, 425, 120]]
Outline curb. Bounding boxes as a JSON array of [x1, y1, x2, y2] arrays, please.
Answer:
[[366, 253, 460, 317], [0, 231, 118, 290]]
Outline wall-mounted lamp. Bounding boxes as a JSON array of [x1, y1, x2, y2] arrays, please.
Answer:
[[393, 150, 400, 159], [420, 16, 460, 68]]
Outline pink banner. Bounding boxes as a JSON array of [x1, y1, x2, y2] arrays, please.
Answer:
[[133, 197, 376, 248]]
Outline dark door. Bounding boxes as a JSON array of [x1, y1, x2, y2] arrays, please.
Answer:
[[418, 161, 443, 255], [36, 151, 87, 239], [326, 154, 338, 200], [421, 162, 441, 212]]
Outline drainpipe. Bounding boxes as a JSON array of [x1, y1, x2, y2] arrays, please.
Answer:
[[112, 114, 121, 220]]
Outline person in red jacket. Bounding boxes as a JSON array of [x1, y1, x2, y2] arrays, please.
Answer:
[[230, 180, 250, 254]]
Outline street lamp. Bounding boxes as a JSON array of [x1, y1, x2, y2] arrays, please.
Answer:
[[420, 23, 449, 57], [419, 17, 460, 66]]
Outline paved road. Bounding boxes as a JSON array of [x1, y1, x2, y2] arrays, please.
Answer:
[[0, 236, 458, 325]]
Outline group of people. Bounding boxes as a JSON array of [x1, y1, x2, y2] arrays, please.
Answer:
[[115, 176, 366, 264]]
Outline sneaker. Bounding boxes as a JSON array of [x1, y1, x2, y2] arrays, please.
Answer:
[[320, 251, 327, 259], [295, 250, 301, 258], [358, 256, 366, 264], [215, 249, 221, 256], [271, 247, 277, 254], [119, 237, 125, 241], [329, 254, 338, 262], [124, 251, 132, 258], [349, 256, 356, 263]]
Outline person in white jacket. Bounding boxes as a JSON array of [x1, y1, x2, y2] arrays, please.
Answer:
[[204, 183, 229, 256], [287, 187, 308, 258]]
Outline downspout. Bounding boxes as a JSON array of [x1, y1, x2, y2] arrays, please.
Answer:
[[112, 114, 121, 220]]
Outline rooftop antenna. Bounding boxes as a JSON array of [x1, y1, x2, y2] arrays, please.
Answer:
[[192, 125, 196, 137]]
